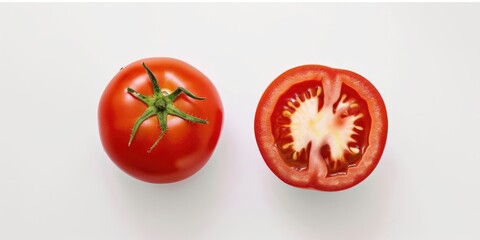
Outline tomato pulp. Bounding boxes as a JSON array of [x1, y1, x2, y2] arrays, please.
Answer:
[[98, 58, 223, 183], [255, 65, 387, 191]]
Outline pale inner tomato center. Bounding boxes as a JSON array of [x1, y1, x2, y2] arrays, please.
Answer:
[[282, 87, 363, 174]]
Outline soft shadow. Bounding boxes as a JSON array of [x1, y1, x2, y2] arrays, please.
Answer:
[[266, 151, 397, 239], [110, 127, 235, 239]]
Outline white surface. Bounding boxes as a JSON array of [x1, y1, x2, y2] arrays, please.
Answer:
[[1, 3, 479, 239]]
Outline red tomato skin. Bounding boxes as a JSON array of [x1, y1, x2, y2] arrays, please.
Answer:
[[98, 58, 223, 183], [255, 65, 388, 191]]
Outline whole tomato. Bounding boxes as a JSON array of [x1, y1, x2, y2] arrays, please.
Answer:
[[255, 65, 387, 191], [98, 58, 223, 183]]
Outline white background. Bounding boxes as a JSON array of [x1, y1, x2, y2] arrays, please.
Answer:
[[1, 3, 479, 239]]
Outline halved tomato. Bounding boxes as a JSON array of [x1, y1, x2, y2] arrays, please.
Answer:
[[254, 65, 388, 191]]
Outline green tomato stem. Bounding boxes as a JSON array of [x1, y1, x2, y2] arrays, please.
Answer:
[[126, 62, 208, 153]]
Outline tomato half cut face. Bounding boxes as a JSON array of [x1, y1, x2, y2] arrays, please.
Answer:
[[254, 65, 387, 191]]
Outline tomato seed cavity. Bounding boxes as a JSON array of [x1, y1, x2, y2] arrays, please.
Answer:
[[271, 81, 371, 177]]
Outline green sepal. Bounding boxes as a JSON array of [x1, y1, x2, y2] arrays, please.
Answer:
[[168, 87, 206, 101], [142, 63, 161, 95], [147, 111, 168, 153], [128, 106, 158, 147], [167, 105, 208, 124]]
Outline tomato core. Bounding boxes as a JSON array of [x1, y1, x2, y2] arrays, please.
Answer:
[[271, 80, 372, 177]]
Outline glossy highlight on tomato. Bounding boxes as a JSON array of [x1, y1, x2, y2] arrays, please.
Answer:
[[254, 65, 387, 191], [98, 58, 223, 183]]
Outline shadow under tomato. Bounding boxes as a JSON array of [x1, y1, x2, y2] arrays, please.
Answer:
[[265, 151, 397, 239], [109, 126, 234, 238]]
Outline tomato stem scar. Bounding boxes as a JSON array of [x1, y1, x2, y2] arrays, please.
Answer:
[[127, 62, 208, 153]]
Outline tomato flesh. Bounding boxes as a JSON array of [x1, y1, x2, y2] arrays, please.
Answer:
[[255, 65, 387, 191], [271, 80, 372, 177]]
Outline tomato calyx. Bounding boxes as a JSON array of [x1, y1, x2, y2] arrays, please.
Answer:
[[127, 63, 208, 153]]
